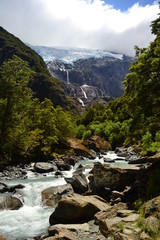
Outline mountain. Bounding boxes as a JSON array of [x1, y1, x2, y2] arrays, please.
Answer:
[[0, 27, 71, 108], [31, 46, 135, 106]]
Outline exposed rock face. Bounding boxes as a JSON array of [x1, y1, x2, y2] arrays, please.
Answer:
[[0, 195, 23, 210], [42, 184, 74, 207], [49, 193, 110, 225], [47, 55, 134, 100]]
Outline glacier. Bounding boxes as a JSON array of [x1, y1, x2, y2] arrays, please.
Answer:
[[31, 46, 123, 64]]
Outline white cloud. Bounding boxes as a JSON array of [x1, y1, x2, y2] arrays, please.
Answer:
[[0, 0, 159, 56]]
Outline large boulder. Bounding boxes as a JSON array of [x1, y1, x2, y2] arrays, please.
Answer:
[[34, 162, 57, 173], [49, 193, 110, 225], [42, 184, 73, 207], [65, 170, 88, 194], [67, 138, 94, 158], [89, 163, 146, 192], [0, 195, 23, 210], [83, 136, 111, 152], [0, 233, 8, 240]]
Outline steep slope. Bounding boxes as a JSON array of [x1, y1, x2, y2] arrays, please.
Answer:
[[0, 27, 70, 108]]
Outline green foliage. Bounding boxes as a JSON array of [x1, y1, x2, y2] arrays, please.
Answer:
[[82, 130, 92, 140], [0, 56, 76, 164], [76, 125, 86, 139]]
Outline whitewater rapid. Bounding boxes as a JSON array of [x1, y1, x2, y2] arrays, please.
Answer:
[[0, 151, 127, 240]]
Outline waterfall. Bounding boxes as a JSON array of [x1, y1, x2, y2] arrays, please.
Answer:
[[80, 86, 87, 99], [66, 70, 70, 84], [78, 98, 85, 107]]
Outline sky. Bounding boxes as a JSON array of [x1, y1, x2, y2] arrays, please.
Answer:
[[0, 0, 159, 56]]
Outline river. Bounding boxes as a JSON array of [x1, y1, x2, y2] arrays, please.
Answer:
[[0, 151, 128, 240]]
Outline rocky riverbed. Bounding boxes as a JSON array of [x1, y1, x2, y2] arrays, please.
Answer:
[[0, 144, 160, 240]]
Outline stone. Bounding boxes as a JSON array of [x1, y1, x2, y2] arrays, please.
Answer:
[[90, 163, 142, 192], [49, 193, 110, 225], [142, 196, 160, 217], [140, 231, 150, 239], [42, 184, 73, 207], [47, 227, 76, 240], [114, 232, 129, 240], [49, 223, 90, 234], [83, 136, 111, 152], [117, 209, 135, 218], [145, 216, 159, 233], [34, 162, 56, 173], [0, 233, 8, 240], [65, 170, 88, 194], [0, 195, 23, 210], [67, 138, 93, 158], [95, 202, 127, 223]]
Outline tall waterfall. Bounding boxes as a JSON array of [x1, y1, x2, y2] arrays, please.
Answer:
[[80, 86, 87, 99]]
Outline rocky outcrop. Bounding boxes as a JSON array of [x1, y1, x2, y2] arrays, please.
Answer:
[[49, 193, 110, 225], [42, 184, 73, 207], [67, 138, 95, 158], [0, 195, 23, 210], [65, 170, 88, 194], [83, 136, 111, 153]]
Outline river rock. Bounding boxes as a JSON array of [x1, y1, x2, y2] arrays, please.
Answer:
[[0, 233, 8, 240], [55, 159, 71, 171], [49, 193, 110, 225], [0, 195, 23, 210], [0, 183, 7, 193], [34, 162, 57, 173], [49, 223, 90, 234], [65, 170, 88, 194], [89, 163, 145, 193], [42, 184, 73, 207]]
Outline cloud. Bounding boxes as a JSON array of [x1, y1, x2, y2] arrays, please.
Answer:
[[0, 0, 159, 56]]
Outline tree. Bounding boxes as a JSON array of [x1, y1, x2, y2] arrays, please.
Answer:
[[0, 55, 34, 162]]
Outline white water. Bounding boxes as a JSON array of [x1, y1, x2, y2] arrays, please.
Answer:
[[78, 98, 85, 107], [0, 152, 127, 240], [80, 86, 87, 99]]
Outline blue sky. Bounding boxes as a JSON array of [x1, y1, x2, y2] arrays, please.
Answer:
[[104, 0, 158, 11], [0, 0, 159, 56]]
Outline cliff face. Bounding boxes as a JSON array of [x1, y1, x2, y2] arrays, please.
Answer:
[[47, 54, 134, 101]]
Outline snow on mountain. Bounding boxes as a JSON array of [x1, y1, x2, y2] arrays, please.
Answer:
[[31, 46, 123, 64]]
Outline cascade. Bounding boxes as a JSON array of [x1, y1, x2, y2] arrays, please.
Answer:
[[80, 86, 87, 99], [78, 98, 85, 107], [0, 152, 127, 240]]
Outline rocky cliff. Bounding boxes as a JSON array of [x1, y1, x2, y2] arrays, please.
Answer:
[[32, 46, 135, 108]]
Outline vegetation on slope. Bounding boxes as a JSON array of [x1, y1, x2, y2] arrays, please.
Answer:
[[76, 8, 160, 155], [0, 26, 71, 108]]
